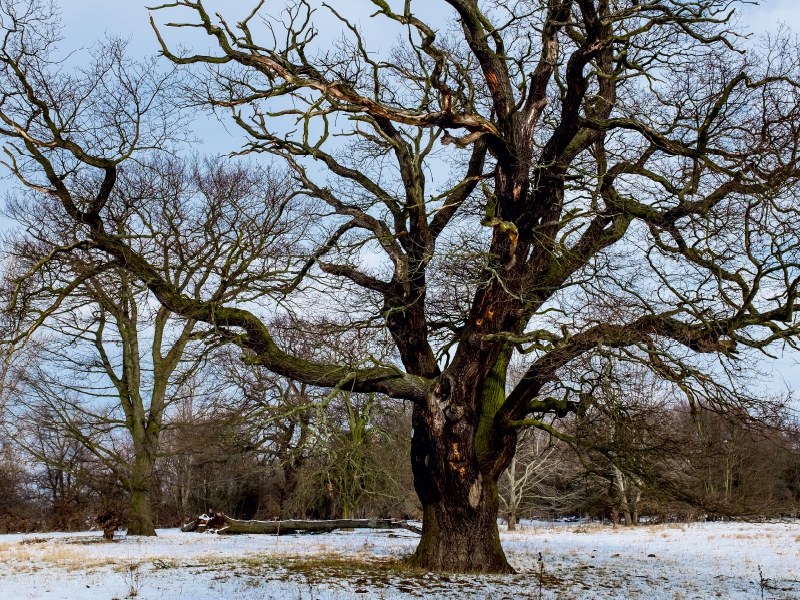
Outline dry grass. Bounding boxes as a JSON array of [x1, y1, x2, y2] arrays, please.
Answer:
[[0, 535, 423, 588], [0, 539, 119, 572]]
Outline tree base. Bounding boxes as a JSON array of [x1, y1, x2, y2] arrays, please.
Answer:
[[126, 512, 157, 536], [126, 489, 157, 536], [407, 505, 514, 574]]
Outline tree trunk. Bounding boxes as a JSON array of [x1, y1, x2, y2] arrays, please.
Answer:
[[126, 485, 157, 536], [407, 360, 514, 574], [180, 475, 191, 523], [631, 485, 641, 525], [278, 461, 302, 519], [342, 503, 354, 520], [127, 453, 157, 536], [507, 512, 517, 532], [182, 514, 422, 535], [409, 497, 510, 573]]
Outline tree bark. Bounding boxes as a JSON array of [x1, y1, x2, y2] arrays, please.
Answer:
[[407, 356, 515, 574], [408, 489, 511, 573], [277, 459, 303, 519], [126, 454, 157, 536], [507, 512, 517, 532], [126, 484, 157, 536], [181, 514, 422, 535]]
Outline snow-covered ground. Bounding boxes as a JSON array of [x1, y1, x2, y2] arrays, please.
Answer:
[[0, 520, 797, 599]]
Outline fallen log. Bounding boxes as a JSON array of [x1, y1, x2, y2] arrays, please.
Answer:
[[181, 513, 422, 535]]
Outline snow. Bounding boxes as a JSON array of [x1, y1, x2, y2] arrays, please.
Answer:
[[0, 520, 797, 599]]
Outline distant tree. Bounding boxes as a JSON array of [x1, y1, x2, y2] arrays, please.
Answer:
[[0, 437, 39, 533], [687, 408, 800, 516], [498, 428, 569, 531], [3, 154, 299, 535], [24, 405, 91, 530], [212, 318, 415, 521], [208, 319, 321, 519], [290, 389, 413, 520]]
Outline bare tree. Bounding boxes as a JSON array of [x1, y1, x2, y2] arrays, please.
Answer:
[[2, 0, 800, 573], [289, 389, 413, 520], [2, 154, 299, 535], [24, 404, 91, 530], [211, 317, 415, 521], [207, 318, 322, 519], [498, 428, 565, 531]]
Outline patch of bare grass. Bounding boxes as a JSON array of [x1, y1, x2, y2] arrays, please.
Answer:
[[18, 536, 50, 545]]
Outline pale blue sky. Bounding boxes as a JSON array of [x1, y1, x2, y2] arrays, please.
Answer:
[[38, 0, 800, 158], [57, 1, 800, 51]]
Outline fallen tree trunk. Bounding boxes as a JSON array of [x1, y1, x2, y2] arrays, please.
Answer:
[[181, 513, 422, 535]]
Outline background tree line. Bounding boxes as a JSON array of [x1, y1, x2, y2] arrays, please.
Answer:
[[1, 325, 798, 534]]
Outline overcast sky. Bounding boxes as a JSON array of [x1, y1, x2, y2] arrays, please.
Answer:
[[6, 0, 800, 390]]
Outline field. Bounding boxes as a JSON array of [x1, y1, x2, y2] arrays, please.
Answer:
[[0, 521, 797, 599]]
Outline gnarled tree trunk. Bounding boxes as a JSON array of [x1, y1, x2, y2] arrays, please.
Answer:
[[408, 353, 515, 574], [409, 484, 510, 573]]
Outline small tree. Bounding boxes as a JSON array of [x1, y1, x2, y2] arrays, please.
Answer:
[[213, 318, 414, 520], [498, 429, 565, 531], [293, 390, 412, 520]]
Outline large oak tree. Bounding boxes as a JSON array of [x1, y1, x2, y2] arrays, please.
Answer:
[[2, 0, 800, 573]]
